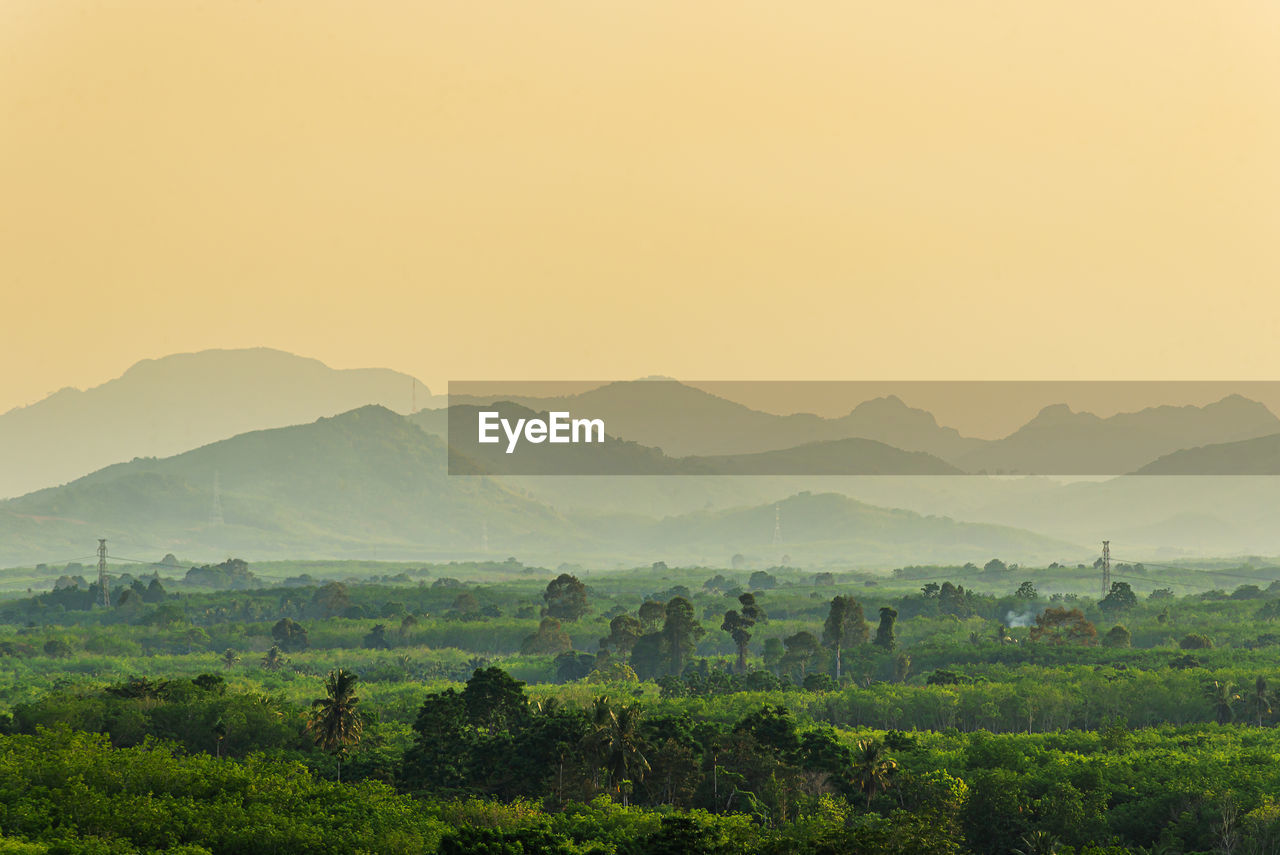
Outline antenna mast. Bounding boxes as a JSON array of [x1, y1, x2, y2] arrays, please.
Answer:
[[97, 538, 110, 607], [1101, 540, 1111, 599]]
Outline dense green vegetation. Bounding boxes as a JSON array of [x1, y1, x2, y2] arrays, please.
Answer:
[[3, 556, 1280, 852]]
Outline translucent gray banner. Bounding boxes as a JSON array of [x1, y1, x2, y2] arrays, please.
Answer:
[[443, 380, 1280, 475]]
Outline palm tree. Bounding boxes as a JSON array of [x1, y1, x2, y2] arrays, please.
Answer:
[[220, 648, 241, 671], [1246, 675, 1274, 726], [1012, 831, 1062, 855], [582, 695, 649, 806], [1204, 680, 1240, 725], [305, 669, 364, 783], [260, 645, 288, 671], [851, 738, 897, 808]]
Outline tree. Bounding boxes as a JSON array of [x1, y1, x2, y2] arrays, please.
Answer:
[[362, 624, 391, 650], [822, 596, 867, 680], [583, 696, 649, 805], [220, 648, 241, 670], [1029, 608, 1097, 646], [851, 738, 898, 808], [599, 614, 642, 658], [1014, 581, 1038, 600], [1181, 633, 1214, 650], [312, 582, 351, 617], [43, 639, 72, 658], [543, 574, 589, 622], [463, 667, 528, 735], [1204, 680, 1240, 725], [1101, 625, 1131, 649], [661, 598, 704, 676], [271, 618, 309, 652], [938, 582, 972, 617], [749, 570, 777, 590], [260, 645, 288, 671], [721, 592, 764, 672], [780, 631, 822, 682], [305, 669, 364, 782], [1099, 581, 1137, 614], [984, 558, 1008, 574], [1248, 676, 1274, 726], [638, 600, 666, 633], [521, 617, 572, 655], [873, 606, 898, 651]]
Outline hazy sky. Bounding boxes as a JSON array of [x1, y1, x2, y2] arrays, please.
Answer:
[[3, 1, 1278, 414]]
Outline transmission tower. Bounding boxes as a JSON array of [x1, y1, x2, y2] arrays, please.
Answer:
[[1100, 540, 1111, 599], [97, 538, 110, 607], [772, 504, 782, 546]]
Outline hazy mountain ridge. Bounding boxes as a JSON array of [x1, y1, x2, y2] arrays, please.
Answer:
[[0, 406, 1074, 568], [1133, 432, 1280, 475], [0, 348, 436, 500], [448, 381, 1280, 475]]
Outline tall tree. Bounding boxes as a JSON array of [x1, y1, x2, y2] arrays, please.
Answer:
[[543, 574, 589, 622], [305, 669, 364, 782], [637, 600, 666, 633], [1249, 675, 1274, 727], [661, 597, 704, 676], [851, 738, 898, 808], [822, 596, 868, 680], [873, 607, 898, 651], [780, 631, 822, 682], [260, 645, 288, 671], [599, 614, 643, 658], [219, 648, 240, 670], [583, 696, 649, 806], [721, 592, 765, 673]]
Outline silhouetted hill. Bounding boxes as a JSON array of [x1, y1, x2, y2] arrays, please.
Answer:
[[448, 381, 983, 459], [687, 438, 963, 475], [634, 491, 1074, 563], [955, 395, 1280, 474], [0, 348, 435, 498], [0, 406, 571, 565], [1133, 432, 1280, 475], [0, 407, 1072, 568]]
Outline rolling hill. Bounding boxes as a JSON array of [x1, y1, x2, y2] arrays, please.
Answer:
[[0, 348, 436, 499], [0, 406, 1075, 569]]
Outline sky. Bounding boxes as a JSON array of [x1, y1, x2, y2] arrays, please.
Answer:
[[2, 1, 1278, 414]]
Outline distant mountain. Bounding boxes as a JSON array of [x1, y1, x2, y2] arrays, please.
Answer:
[[632, 491, 1075, 564], [963, 475, 1280, 556], [0, 406, 572, 566], [433, 403, 960, 475], [0, 348, 436, 498], [0, 406, 1071, 568], [448, 381, 984, 459], [1134, 433, 1280, 475], [687, 438, 963, 475], [954, 395, 1280, 474]]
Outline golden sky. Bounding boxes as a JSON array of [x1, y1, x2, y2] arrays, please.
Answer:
[[2, 1, 1278, 413]]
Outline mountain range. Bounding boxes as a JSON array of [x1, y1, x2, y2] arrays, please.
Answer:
[[0, 406, 1077, 569], [0, 348, 435, 499]]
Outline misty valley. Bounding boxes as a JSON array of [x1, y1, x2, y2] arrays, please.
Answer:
[[4, 354, 1280, 853]]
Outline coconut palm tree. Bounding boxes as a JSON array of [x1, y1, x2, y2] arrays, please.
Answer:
[[582, 695, 649, 806], [1012, 831, 1062, 855], [851, 738, 897, 808], [220, 648, 241, 671], [260, 645, 288, 671], [305, 669, 364, 783], [1248, 675, 1273, 727], [1204, 680, 1240, 725]]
